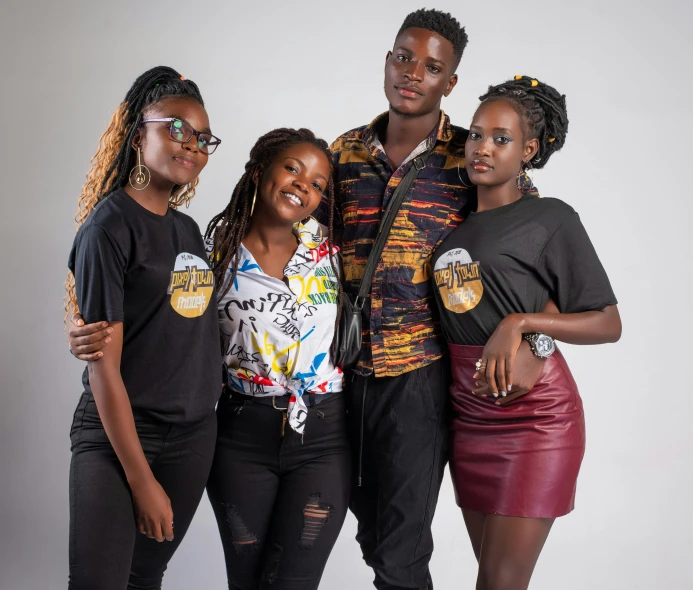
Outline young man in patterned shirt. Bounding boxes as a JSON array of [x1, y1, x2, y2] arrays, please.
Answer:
[[316, 9, 474, 590]]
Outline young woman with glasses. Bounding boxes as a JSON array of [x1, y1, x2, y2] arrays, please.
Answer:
[[65, 66, 223, 590]]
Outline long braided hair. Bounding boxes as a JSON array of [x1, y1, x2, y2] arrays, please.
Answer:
[[64, 66, 205, 320], [204, 128, 343, 353], [479, 75, 569, 169]]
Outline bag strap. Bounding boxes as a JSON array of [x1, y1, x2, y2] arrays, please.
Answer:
[[354, 149, 433, 308]]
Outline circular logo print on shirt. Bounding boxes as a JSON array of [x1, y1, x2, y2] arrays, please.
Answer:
[[166, 252, 214, 318], [433, 248, 483, 313]]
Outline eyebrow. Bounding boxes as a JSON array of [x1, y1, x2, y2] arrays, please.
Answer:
[[394, 46, 446, 66], [168, 114, 212, 134], [286, 157, 327, 183], [470, 125, 514, 133]]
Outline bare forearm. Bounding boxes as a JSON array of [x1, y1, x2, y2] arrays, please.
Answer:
[[88, 363, 153, 486], [513, 305, 621, 345]]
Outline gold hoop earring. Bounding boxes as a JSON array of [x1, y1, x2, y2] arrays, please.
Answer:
[[129, 147, 150, 191], [250, 186, 257, 216]]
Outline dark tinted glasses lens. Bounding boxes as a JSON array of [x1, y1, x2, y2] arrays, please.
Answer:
[[170, 119, 192, 142]]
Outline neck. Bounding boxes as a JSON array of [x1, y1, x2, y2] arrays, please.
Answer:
[[384, 106, 441, 148], [244, 213, 296, 252], [476, 178, 523, 213], [124, 179, 175, 216]]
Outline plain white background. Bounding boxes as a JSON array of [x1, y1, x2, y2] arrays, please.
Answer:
[[1, 0, 691, 588]]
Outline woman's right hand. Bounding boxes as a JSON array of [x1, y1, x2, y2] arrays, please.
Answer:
[[68, 313, 113, 361], [130, 476, 175, 542]]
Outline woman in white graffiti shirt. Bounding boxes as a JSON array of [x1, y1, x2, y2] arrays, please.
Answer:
[[202, 128, 348, 589]]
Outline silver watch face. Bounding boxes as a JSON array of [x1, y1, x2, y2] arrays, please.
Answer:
[[534, 334, 555, 358]]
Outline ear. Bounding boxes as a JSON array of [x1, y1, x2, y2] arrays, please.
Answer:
[[130, 127, 143, 150], [523, 138, 539, 165], [251, 167, 262, 186], [444, 74, 458, 97], [385, 50, 392, 66]]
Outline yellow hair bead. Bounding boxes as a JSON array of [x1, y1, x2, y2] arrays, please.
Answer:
[[531, 79, 538, 87], [548, 137, 556, 142], [514, 75, 523, 80]]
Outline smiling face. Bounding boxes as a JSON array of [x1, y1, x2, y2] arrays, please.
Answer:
[[465, 99, 538, 188], [136, 97, 211, 188], [384, 27, 458, 118], [254, 142, 330, 225]]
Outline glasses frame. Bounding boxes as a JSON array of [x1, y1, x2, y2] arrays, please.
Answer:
[[140, 117, 222, 155]]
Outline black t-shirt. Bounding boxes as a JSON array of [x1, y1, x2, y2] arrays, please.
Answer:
[[68, 189, 221, 423], [431, 195, 618, 346]]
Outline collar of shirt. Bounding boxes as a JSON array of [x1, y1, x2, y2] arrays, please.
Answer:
[[363, 110, 453, 166]]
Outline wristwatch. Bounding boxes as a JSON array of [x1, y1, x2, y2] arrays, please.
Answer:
[[522, 333, 556, 359]]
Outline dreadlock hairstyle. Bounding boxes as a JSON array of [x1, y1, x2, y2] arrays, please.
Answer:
[[204, 128, 343, 353], [479, 75, 569, 170], [398, 8, 469, 68], [64, 66, 205, 321]]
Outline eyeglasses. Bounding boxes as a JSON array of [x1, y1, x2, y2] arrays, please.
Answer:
[[140, 118, 222, 155]]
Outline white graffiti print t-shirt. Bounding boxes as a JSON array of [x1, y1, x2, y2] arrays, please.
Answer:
[[208, 225, 343, 434]]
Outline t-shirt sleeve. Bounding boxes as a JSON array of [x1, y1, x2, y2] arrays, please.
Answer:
[[68, 223, 126, 324], [537, 212, 618, 313]]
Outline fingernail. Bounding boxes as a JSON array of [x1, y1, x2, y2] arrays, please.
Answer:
[[508, 385, 512, 392], [501, 391, 507, 397], [101, 322, 108, 327], [493, 392, 498, 398], [97, 352, 103, 357], [77, 321, 84, 326], [107, 328, 113, 334], [105, 338, 111, 344]]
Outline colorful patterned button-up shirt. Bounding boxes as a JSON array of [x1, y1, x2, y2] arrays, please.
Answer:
[[207, 219, 343, 434], [317, 111, 472, 377]]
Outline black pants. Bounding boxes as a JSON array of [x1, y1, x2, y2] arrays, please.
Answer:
[[68, 392, 217, 590], [207, 392, 351, 590], [348, 357, 450, 590]]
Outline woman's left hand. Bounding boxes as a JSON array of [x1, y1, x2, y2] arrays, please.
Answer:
[[475, 314, 524, 398]]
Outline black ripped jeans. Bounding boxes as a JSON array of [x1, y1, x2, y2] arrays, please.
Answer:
[[207, 391, 350, 590]]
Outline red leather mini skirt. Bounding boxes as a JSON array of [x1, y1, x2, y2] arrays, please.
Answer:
[[448, 343, 585, 518]]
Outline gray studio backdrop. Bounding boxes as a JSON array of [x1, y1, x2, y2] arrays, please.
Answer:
[[1, 0, 691, 588]]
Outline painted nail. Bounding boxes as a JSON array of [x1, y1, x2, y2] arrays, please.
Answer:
[[501, 391, 507, 397], [508, 385, 512, 392], [493, 392, 498, 398]]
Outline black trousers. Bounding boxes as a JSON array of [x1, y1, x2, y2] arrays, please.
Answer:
[[207, 392, 351, 590], [68, 392, 217, 590], [348, 357, 450, 590]]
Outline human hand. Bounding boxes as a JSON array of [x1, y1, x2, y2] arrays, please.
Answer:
[[474, 339, 545, 405], [68, 313, 112, 361], [130, 476, 174, 542], [474, 315, 524, 398]]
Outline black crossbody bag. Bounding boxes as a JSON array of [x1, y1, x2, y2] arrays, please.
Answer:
[[333, 150, 433, 370]]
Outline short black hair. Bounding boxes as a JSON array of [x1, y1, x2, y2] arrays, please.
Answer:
[[397, 8, 468, 68], [479, 76, 569, 170]]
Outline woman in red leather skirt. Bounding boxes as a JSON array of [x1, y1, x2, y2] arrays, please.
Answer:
[[431, 76, 621, 589]]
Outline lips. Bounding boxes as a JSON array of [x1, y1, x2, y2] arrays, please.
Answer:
[[173, 156, 196, 169], [281, 190, 304, 208], [395, 85, 423, 98], [470, 158, 493, 172]]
